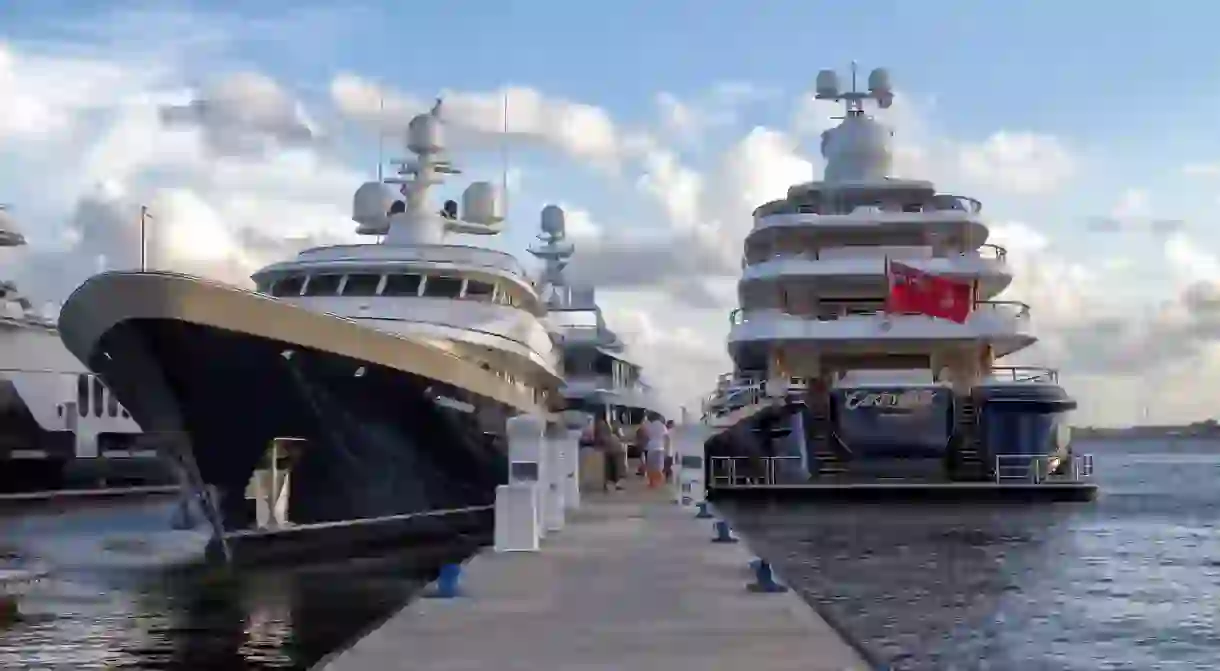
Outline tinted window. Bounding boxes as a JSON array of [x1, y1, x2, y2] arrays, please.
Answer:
[[107, 386, 119, 417], [342, 274, 382, 296], [271, 276, 305, 297], [303, 274, 342, 296], [464, 280, 495, 301], [424, 276, 463, 299], [382, 274, 422, 296], [77, 375, 88, 416], [92, 376, 104, 418]]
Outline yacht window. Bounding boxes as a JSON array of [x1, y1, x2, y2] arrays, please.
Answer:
[[107, 385, 119, 417], [121, 408, 130, 419], [303, 274, 343, 296], [342, 274, 382, 296], [464, 280, 495, 302], [77, 375, 88, 416], [424, 276, 464, 299], [92, 376, 104, 418], [382, 274, 422, 297], [271, 275, 305, 297]]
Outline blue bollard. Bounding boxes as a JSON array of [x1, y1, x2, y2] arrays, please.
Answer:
[[747, 560, 789, 593], [695, 502, 713, 519], [426, 563, 464, 599], [711, 519, 738, 544]]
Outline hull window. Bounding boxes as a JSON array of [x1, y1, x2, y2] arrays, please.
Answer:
[[424, 276, 463, 299], [342, 273, 382, 296], [303, 274, 342, 296], [382, 274, 423, 296], [271, 275, 305, 297]]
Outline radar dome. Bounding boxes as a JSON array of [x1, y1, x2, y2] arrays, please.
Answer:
[[815, 69, 840, 98], [820, 115, 893, 183], [462, 181, 503, 225], [540, 204, 566, 236], [352, 181, 395, 235], [407, 112, 443, 155], [868, 67, 894, 108], [867, 68, 892, 95]]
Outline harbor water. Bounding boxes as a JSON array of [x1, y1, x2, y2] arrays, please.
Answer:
[[724, 438, 1220, 671], [0, 499, 472, 670], [1, 439, 1216, 669]]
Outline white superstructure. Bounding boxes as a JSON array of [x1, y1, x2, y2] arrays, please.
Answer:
[[250, 101, 560, 399], [0, 205, 146, 486], [704, 65, 1053, 427], [529, 207, 664, 424]]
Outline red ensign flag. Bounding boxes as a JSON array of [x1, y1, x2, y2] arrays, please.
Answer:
[[885, 260, 973, 324]]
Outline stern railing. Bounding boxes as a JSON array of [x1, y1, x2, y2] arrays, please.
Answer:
[[994, 453, 1094, 483], [709, 455, 803, 487]]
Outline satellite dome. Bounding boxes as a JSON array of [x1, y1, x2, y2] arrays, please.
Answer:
[[821, 116, 893, 182], [540, 204, 566, 236], [352, 181, 396, 234]]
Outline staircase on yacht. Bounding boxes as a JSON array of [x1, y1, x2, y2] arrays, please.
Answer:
[[528, 207, 665, 428], [700, 66, 1092, 493]]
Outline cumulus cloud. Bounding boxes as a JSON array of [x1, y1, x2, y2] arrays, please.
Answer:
[[159, 72, 318, 158]]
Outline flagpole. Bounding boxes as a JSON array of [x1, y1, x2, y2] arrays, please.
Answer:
[[139, 205, 151, 271]]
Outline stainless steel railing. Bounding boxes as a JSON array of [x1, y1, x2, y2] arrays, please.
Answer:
[[709, 455, 804, 487], [994, 453, 1094, 483]]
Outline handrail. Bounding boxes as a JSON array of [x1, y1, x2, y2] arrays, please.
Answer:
[[731, 299, 1031, 326], [988, 366, 1059, 383], [977, 243, 1007, 262], [743, 244, 1009, 268], [994, 454, 1094, 483], [709, 455, 804, 486]]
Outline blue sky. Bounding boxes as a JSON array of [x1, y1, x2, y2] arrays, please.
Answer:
[[3, 1, 1220, 423]]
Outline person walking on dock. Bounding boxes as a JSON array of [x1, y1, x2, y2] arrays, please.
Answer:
[[642, 413, 669, 488], [594, 416, 626, 492]]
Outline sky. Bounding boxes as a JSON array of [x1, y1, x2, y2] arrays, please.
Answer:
[[2, 0, 1220, 426]]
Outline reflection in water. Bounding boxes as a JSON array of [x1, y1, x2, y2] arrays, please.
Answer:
[[723, 440, 1220, 671], [0, 500, 476, 670]]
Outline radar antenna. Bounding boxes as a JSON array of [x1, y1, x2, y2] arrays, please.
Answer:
[[814, 63, 894, 116]]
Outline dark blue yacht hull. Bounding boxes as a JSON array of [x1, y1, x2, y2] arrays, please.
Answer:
[[82, 318, 513, 556], [704, 384, 1095, 502]]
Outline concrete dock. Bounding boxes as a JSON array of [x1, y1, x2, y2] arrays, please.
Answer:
[[322, 483, 869, 671]]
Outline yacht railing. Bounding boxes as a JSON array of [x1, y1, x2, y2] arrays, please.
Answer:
[[987, 366, 1059, 383], [709, 455, 803, 487], [994, 454, 1094, 483], [743, 243, 1009, 268], [977, 243, 1008, 262], [730, 300, 1031, 326]]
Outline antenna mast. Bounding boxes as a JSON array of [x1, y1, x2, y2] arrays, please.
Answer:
[[139, 205, 152, 271], [376, 93, 385, 182], [501, 87, 510, 218]]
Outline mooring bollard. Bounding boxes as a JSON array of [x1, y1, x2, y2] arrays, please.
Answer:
[[748, 557, 762, 573], [747, 559, 789, 593], [426, 563, 464, 599], [695, 502, 713, 519], [711, 519, 738, 544]]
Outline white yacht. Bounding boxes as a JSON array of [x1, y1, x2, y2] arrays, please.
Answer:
[[528, 207, 665, 428], [0, 205, 153, 492], [56, 101, 563, 530], [701, 66, 1091, 491]]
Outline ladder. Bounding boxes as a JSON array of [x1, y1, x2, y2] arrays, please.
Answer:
[[807, 392, 845, 478], [952, 396, 985, 480]]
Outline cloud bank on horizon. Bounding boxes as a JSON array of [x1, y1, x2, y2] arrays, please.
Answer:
[[1, 4, 1219, 427]]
